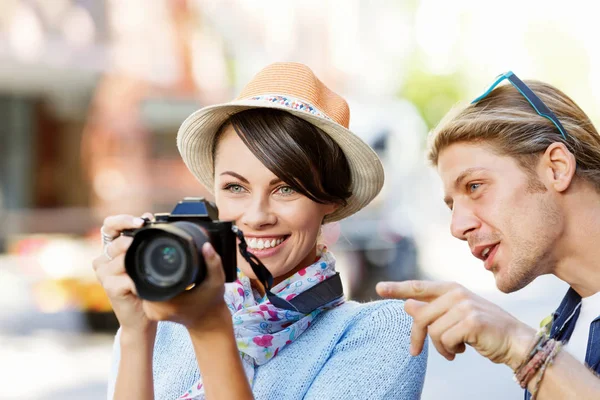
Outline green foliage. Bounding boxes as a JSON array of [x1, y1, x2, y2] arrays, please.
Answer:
[[399, 69, 468, 131]]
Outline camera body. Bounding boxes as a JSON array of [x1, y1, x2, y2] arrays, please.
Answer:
[[124, 198, 237, 301]]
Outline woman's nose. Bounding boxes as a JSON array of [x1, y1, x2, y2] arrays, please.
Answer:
[[239, 196, 277, 229]]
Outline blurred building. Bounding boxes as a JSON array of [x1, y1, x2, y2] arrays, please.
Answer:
[[6, 0, 535, 321], [0, 0, 222, 324], [0, 0, 216, 245], [0, 0, 424, 290], [0, 1, 107, 241]]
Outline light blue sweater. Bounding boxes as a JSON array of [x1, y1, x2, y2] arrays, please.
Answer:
[[107, 299, 427, 399]]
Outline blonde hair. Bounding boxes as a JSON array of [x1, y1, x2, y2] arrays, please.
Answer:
[[427, 80, 600, 191]]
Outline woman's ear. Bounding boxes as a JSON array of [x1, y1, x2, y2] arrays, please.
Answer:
[[322, 202, 341, 221], [542, 142, 576, 193]]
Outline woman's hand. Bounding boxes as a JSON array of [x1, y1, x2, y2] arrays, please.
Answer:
[[141, 242, 229, 335], [149, 243, 252, 400], [93, 213, 157, 335], [94, 211, 228, 334]]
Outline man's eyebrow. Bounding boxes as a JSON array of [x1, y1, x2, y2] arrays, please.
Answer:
[[442, 167, 489, 210], [220, 171, 249, 183], [454, 167, 488, 189]]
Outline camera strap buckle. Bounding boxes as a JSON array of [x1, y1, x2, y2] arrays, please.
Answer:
[[232, 226, 344, 314]]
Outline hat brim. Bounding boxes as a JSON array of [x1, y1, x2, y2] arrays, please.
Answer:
[[176, 99, 384, 223]]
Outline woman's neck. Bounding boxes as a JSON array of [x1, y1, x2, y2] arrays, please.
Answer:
[[251, 244, 321, 293]]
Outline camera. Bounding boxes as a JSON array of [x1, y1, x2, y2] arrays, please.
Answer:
[[123, 198, 237, 301]]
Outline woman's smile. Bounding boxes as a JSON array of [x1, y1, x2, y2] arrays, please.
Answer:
[[244, 234, 291, 257]]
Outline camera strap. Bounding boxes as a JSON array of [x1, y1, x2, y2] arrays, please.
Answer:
[[232, 226, 344, 314]]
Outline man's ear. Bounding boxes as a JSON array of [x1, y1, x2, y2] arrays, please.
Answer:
[[541, 142, 576, 193]]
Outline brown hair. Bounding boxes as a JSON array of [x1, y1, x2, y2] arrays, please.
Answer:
[[213, 108, 352, 206], [428, 80, 600, 191]]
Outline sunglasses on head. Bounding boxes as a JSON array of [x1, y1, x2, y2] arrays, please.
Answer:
[[471, 71, 568, 140]]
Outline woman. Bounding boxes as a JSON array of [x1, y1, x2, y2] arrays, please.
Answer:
[[94, 62, 427, 400]]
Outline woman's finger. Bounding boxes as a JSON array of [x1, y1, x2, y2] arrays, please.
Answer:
[[202, 242, 225, 285], [102, 274, 137, 299], [93, 237, 132, 277], [98, 236, 132, 266], [108, 236, 134, 258], [140, 212, 155, 222], [95, 254, 126, 280], [102, 214, 145, 238]]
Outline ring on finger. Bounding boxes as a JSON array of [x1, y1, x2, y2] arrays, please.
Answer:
[[104, 244, 115, 262], [101, 227, 118, 249]]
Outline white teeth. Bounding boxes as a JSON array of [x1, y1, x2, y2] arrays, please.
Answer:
[[247, 237, 286, 249], [482, 247, 491, 258]]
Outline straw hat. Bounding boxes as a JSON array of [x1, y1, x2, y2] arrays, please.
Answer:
[[176, 62, 384, 223]]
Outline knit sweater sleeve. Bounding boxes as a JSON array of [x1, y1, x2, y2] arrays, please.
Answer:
[[106, 328, 121, 400], [304, 300, 427, 400]]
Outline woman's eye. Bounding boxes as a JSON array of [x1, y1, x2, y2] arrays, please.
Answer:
[[225, 184, 245, 193], [276, 186, 296, 196], [469, 183, 481, 193]]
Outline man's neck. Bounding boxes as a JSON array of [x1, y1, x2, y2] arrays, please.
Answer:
[[553, 186, 600, 298]]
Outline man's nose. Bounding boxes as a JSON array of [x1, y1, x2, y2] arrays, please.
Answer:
[[450, 204, 480, 241], [240, 195, 277, 229]]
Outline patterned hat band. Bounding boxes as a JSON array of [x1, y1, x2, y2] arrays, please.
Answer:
[[244, 94, 333, 121]]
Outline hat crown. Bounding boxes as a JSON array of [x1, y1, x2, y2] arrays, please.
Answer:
[[236, 62, 350, 128]]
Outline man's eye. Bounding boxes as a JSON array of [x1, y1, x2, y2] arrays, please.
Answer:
[[469, 183, 481, 193]]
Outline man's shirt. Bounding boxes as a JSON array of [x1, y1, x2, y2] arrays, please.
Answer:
[[563, 291, 600, 364], [525, 288, 600, 399]]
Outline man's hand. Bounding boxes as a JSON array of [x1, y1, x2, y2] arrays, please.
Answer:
[[376, 280, 536, 370]]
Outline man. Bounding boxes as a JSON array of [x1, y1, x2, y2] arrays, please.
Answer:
[[377, 72, 600, 399]]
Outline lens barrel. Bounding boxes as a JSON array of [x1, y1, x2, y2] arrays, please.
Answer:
[[125, 221, 210, 301]]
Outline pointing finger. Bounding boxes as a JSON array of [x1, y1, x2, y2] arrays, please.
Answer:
[[376, 280, 460, 302]]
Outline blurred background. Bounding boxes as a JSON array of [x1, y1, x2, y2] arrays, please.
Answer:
[[0, 0, 598, 398]]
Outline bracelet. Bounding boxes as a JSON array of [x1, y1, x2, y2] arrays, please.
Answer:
[[515, 339, 555, 388], [530, 340, 562, 400], [514, 339, 561, 390], [514, 330, 549, 378]]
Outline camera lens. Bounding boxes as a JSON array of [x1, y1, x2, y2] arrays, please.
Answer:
[[125, 218, 227, 301], [140, 237, 187, 287]]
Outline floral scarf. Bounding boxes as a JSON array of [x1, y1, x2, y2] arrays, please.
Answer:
[[178, 246, 343, 399]]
